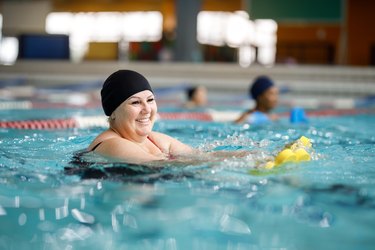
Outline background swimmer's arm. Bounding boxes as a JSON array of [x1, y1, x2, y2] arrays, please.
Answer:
[[269, 113, 279, 121], [234, 110, 253, 124]]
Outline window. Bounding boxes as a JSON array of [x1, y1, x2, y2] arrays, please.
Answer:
[[197, 11, 277, 66], [0, 15, 18, 65], [46, 11, 163, 61]]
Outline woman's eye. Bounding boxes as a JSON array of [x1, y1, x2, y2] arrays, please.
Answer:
[[147, 98, 155, 102], [131, 101, 141, 105]]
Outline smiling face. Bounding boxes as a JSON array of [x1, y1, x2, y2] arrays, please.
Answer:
[[111, 90, 157, 141]]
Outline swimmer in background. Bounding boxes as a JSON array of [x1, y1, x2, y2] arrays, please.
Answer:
[[184, 85, 208, 109], [235, 76, 279, 124], [88, 70, 250, 164]]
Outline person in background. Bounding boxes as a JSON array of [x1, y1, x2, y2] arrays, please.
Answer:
[[184, 85, 208, 109], [234, 75, 279, 124]]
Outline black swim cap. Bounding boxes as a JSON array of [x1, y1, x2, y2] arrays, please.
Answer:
[[250, 76, 274, 100], [186, 86, 197, 100], [101, 70, 153, 116]]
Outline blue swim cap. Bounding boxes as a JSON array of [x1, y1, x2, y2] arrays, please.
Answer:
[[250, 76, 274, 100]]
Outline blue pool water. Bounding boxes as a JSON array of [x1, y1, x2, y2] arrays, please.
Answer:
[[0, 107, 375, 250]]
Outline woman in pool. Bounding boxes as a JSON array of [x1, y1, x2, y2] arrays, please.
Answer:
[[235, 75, 279, 124], [88, 70, 194, 164]]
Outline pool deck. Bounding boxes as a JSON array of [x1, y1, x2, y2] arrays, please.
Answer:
[[1, 61, 375, 97]]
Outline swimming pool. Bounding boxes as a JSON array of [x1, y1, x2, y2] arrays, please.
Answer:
[[1, 102, 375, 249]]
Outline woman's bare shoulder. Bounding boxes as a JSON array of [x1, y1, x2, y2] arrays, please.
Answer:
[[91, 136, 160, 163], [87, 129, 118, 150]]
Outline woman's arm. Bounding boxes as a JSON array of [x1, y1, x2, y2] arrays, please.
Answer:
[[148, 131, 194, 157], [91, 131, 254, 165], [148, 132, 254, 164]]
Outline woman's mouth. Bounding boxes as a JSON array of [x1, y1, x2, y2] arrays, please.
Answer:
[[136, 117, 151, 124]]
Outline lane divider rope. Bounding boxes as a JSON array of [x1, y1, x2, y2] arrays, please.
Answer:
[[0, 118, 77, 130], [0, 113, 214, 130], [0, 109, 372, 130]]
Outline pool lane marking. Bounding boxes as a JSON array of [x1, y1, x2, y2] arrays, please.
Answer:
[[0, 113, 214, 130], [1, 109, 374, 130]]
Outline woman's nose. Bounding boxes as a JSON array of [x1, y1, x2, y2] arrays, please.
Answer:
[[141, 101, 151, 112]]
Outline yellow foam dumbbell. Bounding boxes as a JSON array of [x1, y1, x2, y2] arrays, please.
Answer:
[[294, 148, 311, 162], [275, 149, 297, 166], [298, 136, 312, 148], [263, 161, 275, 169]]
